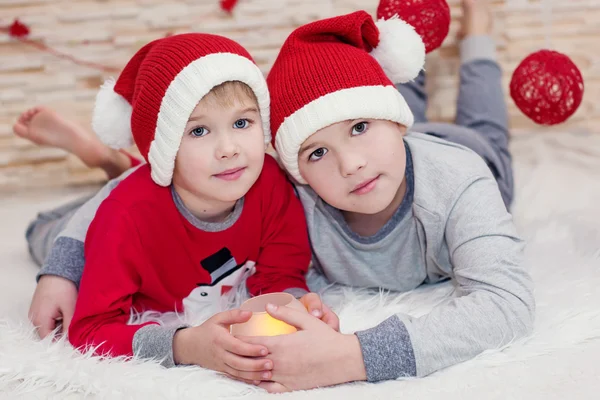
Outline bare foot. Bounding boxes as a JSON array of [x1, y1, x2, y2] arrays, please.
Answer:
[[14, 106, 92, 154], [13, 106, 133, 179], [457, 0, 493, 41]]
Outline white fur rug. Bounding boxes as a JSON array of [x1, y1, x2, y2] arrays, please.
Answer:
[[1, 131, 600, 399]]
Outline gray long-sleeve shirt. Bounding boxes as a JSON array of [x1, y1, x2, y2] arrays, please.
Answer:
[[39, 132, 534, 379], [297, 132, 535, 380]]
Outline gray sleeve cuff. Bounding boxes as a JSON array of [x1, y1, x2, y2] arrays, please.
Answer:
[[355, 315, 417, 381], [460, 35, 497, 64], [132, 324, 189, 368], [37, 237, 85, 288], [283, 287, 309, 298]]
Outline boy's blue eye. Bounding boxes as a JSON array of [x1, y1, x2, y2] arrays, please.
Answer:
[[234, 119, 249, 129], [352, 121, 368, 135], [309, 147, 328, 161], [191, 127, 207, 137]]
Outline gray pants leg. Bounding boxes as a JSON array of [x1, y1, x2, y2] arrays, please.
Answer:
[[398, 36, 514, 208], [396, 71, 428, 124], [25, 194, 93, 266]]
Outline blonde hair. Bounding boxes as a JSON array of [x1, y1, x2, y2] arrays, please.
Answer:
[[200, 81, 258, 109]]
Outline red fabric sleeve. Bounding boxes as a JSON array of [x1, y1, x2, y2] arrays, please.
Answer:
[[68, 199, 155, 357], [246, 159, 311, 295]]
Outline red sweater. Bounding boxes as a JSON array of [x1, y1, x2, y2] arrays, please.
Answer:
[[69, 155, 310, 358]]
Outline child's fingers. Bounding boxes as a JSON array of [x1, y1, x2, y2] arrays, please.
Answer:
[[234, 335, 271, 347], [61, 308, 74, 336], [301, 293, 323, 318], [223, 351, 273, 373], [321, 304, 340, 331], [36, 318, 55, 339], [29, 309, 56, 339], [322, 315, 340, 332], [212, 309, 253, 326], [223, 366, 271, 382], [224, 335, 269, 357], [265, 303, 320, 330], [223, 361, 272, 382], [322, 313, 340, 331], [258, 381, 290, 393], [228, 375, 261, 386]]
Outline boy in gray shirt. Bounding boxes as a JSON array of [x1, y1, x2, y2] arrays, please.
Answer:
[[19, 0, 533, 391], [238, 2, 533, 392]]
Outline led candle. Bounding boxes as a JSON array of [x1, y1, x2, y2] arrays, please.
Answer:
[[230, 292, 307, 336]]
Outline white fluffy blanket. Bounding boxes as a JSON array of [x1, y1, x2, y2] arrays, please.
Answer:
[[1, 131, 599, 399]]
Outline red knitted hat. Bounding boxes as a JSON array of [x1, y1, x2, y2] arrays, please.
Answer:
[[268, 11, 424, 183], [92, 33, 270, 187]]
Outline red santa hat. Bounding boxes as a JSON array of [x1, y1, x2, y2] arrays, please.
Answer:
[[267, 11, 425, 183], [92, 33, 270, 186]]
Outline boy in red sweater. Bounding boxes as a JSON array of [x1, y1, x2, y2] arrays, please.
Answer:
[[67, 33, 325, 384]]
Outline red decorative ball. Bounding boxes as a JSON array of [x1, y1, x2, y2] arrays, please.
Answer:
[[376, 0, 450, 54], [510, 50, 584, 125]]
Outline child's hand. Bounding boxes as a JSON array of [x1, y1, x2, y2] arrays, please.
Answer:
[[298, 292, 340, 331], [29, 275, 78, 339], [238, 303, 366, 392], [173, 309, 273, 384]]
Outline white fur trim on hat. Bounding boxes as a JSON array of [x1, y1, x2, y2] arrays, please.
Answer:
[[148, 52, 270, 186], [370, 16, 425, 84], [275, 85, 413, 184], [92, 77, 134, 149]]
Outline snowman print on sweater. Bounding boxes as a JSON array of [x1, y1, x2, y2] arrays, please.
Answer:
[[182, 247, 255, 316]]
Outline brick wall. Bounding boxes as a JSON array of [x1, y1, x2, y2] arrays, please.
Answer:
[[1, 0, 599, 190]]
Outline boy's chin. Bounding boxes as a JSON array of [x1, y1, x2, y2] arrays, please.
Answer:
[[208, 172, 261, 202], [337, 198, 391, 215], [212, 186, 252, 204], [342, 187, 403, 215]]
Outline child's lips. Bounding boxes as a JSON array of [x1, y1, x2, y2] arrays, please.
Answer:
[[350, 175, 380, 195], [214, 167, 246, 181]]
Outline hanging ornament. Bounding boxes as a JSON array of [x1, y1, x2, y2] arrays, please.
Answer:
[[376, 0, 450, 54], [8, 19, 29, 37], [220, 0, 239, 14], [1, 18, 120, 73], [510, 50, 584, 125], [509, 0, 584, 125]]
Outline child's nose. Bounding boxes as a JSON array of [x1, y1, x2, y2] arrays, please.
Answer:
[[339, 152, 366, 177], [216, 133, 239, 159]]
